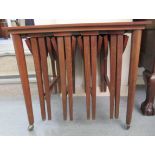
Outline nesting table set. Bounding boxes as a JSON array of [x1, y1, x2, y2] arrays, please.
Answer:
[[5, 21, 150, 131]]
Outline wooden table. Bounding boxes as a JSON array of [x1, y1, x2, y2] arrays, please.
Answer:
[[4, 21, 150, 130]]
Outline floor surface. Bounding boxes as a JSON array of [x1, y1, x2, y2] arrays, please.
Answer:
[[0, 84, 155, 136]]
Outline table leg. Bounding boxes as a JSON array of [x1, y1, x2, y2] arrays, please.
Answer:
[[57, 37, 67, 120], [56, 59, 61, 93], [65, 36, 73, 120], [115, 35, 123, 118], [51, 37, 61, 93], [103, 35, 108, 92], [30, 38, 46, 120], [91, 36, 97, 120], [98, 36, 104, 92], [46, 37, 58, 93], [103, 57, 108, 92], [83, 36, 91, 120], [12, 34, 34, 131], [38, 37, 52, 120], [110, 35, 117, 119], [123, 35, 129, 52], [71, 36, 76, 94], [97, 35, 103, 55], [77, 36, 86, 92], [100, 46, 105, 92], [126, 30, 142, 129], [49, 56, 57, 93]]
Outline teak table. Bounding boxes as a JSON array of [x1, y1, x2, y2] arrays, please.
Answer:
[[4, 21, 151, 131]]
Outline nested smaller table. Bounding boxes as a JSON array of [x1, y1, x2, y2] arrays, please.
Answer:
[[4, 21, 151, 130]]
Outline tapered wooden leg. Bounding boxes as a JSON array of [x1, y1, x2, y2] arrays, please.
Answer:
[[12, 34, 34, 129], [57, 37, 67, 120], [77, 36, 84, 56], [100, 46, 105, 92], [83, 36, 91, 120], [30, 38, 46, 120], [97, 35, 103, 55], [65, 36, 73, 120], [103, 35, 108, 92], [115, 35, 123, 118], [103, 56, 108, 92], [25, 38, 32, 52], [56, 59, 61, 93], [126, 30, 142, 129], [51, 59, 58, 93], [38, 37, 52, 120], [51, 37, 58, 54], [91, 36, 97, 120], [98, 36, 104, 92], [110, 35, 117, 119], [46, 37, 58, 93], [72, 36, 76, 93], [123, 35, 129, 52], [51, 37, 61, 93], [100, 35, 109, 92], [77, 36, 86, 92]]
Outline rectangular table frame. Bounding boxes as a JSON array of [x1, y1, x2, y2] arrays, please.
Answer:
[[5, 21, 150, 130]]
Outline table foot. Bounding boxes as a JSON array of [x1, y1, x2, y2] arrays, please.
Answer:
[[125, 124, 130, 130], [28, 124, 34, 131]]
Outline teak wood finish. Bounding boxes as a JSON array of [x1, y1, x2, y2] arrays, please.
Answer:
[[65, 36, 73, 120], [25, 37, 60, 122], [5, 21, 150, 130], [29, 38, 46, 121]]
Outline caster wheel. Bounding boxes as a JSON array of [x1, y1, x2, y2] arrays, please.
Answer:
[[125, 124, 130, 130], [28, 125, 34, 131]]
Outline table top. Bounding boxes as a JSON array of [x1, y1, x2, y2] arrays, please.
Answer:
[[4, 21, 151, 35]]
